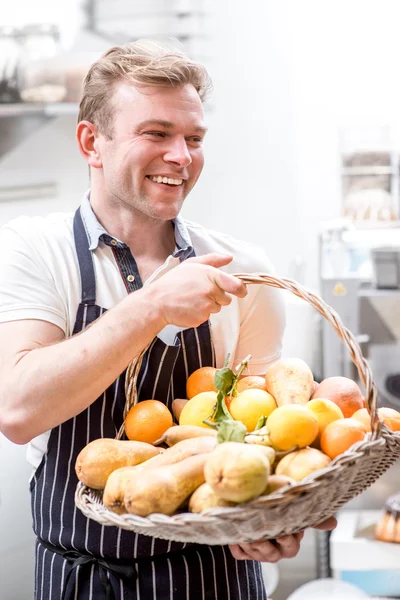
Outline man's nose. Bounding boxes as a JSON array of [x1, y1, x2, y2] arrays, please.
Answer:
[[163, 137, 192, 168]]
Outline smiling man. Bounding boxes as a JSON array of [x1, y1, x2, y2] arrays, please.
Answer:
[[0, 40, 335, 599]]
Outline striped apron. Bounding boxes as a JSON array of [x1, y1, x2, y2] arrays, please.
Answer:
[[31, 208, 267, 600]]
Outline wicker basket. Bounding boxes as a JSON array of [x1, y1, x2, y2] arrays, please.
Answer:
[[75, 274, 400, 545]]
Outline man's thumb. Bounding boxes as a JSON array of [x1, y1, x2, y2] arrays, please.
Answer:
[[188, 253, 233, 268]]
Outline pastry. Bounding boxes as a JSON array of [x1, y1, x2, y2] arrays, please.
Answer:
[[376, 492, 400, 543]]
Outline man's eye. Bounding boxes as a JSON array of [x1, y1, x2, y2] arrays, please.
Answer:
[[188, 137, 203, 144], [146, 131, 166, 138]]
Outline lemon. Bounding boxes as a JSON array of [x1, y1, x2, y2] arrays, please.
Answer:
[[229, 389, 277, 432], [307, 398, 344, 444], [179, 391, 218, 428], [267, 404, 319, 451]]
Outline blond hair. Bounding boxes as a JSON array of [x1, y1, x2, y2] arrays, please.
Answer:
[[78, 39, 213, 137]]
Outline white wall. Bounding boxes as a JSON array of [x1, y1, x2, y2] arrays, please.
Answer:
[[183, 1, 301, 279], [286, 0, 400, 289]]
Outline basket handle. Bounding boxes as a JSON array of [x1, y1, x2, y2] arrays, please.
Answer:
[[121, 273, 381, 438], [234, 273, 381, 435]]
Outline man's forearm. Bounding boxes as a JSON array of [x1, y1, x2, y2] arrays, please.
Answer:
[[1, 288, 165, 444]]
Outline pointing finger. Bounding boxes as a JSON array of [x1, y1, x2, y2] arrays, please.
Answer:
[[188, 253, 233, 268]]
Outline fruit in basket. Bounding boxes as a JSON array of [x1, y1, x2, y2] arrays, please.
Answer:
[[253, 444, 276, 466], [264, 358, 314, 406], [186, 366, 218, 399], [179, 391, 218, 428], [103, 435, 218, 513], [188, 482, 237, 512], [244, 425, 273, 447], [171, 398, 188, 421], [103, 466, 136, 514], [154, 425, 218, 446], [311, 376, 364, 418], [262, 474, 296, 495], [320, 418, 367, 459], [352, 407, 400, 432], [376, 406, 400, 431], [236, 375, 269, 393], [275, 447, 331, 482], [307, 398, 344, 446], [229, 389, 277, 431], [124, 400, 173, 444], [124, 453, 208, 516], [204, 441, 270, 502], [266, 404, 319, 451], [75, 438, 162, 490]]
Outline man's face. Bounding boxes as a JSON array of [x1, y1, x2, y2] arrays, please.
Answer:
[[94, 83, 206, 221]]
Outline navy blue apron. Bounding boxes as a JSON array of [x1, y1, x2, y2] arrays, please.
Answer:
[[30, 207, 267, 599]]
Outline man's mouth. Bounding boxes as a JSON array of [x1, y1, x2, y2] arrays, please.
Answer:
[[146, 175, 184, 186]]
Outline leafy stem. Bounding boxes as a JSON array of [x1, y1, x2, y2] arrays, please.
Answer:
[[203, 354, 252, 443]]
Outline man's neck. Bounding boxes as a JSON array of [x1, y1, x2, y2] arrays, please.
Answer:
[[90, 194, 176, 262]]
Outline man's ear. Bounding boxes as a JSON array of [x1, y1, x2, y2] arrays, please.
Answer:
[[76, 121, 103, 169]]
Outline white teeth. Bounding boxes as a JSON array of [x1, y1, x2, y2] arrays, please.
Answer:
[[149, 176, 183, 185]]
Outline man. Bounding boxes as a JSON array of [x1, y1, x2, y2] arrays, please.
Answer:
[[0, 40, 335, 599]]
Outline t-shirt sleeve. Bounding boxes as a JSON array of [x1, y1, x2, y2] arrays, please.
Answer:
[[0, 223, 67, 333], [232, 256, 287, 375]]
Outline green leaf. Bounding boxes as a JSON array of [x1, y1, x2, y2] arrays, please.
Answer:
[[214, 367, 236, 396], [216, 419, 247, 443], [212, 392, 232, 423]]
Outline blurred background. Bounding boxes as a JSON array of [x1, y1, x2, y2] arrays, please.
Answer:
[[2, 0, 400, 598]]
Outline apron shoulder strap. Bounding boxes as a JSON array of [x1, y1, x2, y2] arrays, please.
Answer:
[[73, 208, 96, 305]]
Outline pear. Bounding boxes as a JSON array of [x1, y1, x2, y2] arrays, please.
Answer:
[[204, 441, 270, 503], [265, 358, 314, 406], [154, 425, 217, 446], [252, 445, 276, 467], [188, 482, 236, 513], [275, 447, 331, 482], [262, 474, 296, 495], [103, 466, 134, 514], [171, 398, 189, 421], [124, 453, 208, 516], [75, 438, 162, 490], [103, 435, 218, 512], [244, 425, 273, 447]]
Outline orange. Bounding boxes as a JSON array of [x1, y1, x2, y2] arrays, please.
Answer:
[[266, 404, 319, 451], [179, 391, 218, 429], [236, 375, 269, 394], [229, 389, 277, 432], [124, 400, 173, 444], [186, 366, 217, 399], [352, 407, 400, 432], [307, 398, 344, 444], [320, 418, 367, 459], [312, 376, 364, 418]]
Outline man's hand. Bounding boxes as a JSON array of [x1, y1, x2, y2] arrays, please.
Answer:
[[229, 532, 304, 563], [150, 253, 248, 329], [229, 516, 337, 562]]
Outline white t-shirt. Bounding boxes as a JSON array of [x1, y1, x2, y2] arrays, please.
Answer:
[[0, 205, 286, 471]]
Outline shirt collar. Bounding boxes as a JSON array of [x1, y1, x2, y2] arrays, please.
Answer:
[[80, 190, 194, 259]]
